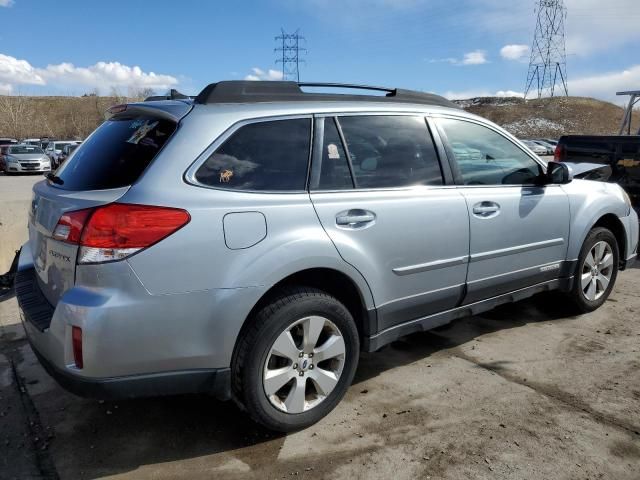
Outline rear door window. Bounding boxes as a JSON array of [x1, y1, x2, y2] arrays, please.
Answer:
[[336, 115, 443, 189], [55, 116, 176, 190], [194, 118, 311, 191]]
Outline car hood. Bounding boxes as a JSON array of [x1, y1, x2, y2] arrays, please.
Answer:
[[565, 162, 612, 181], [7, 154, 48, 161]]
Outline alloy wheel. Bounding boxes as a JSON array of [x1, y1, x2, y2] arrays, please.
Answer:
[[263, 316, 346, 414], [581, 240, 614, 301]]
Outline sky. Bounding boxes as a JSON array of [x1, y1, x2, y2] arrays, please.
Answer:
[[0, 0, 638, 103]]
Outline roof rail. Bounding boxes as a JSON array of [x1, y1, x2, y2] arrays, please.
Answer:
[[194, 81, 459, 109], [144, 89, 194, 102]]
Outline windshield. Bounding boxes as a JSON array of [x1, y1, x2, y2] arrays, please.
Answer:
[[54, 116, 176, 190], [9, 145, 45, 154]]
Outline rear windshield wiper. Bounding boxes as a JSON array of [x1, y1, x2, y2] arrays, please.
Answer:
[[45, 173, 64, 185]]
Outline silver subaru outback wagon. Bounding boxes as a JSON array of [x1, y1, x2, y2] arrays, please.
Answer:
[[16, 81, 639, 431]]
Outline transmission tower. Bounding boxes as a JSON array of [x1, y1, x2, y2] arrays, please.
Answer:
[[524, 0, 568, 99], [275, 29, 306, 82]]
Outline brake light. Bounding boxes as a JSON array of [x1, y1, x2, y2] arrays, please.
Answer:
[[53, 203, 190, 264], [53, 209, 92, 243], [554, 144, 566, 162], [72, 326, 83, 369]]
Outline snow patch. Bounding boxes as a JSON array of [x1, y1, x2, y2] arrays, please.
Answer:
[[501, 118, 567, 136]]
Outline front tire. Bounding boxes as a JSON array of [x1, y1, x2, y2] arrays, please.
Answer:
[[232, 287, 359, 432], [567, 227, 619, 313]]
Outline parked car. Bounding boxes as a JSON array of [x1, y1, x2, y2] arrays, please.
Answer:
[[540, 138, 558, 147], [0, 144, 12, 172], [521, 140, 549, 155], [0, 137, 18, 145], [16, 81, 638, 432], [2, 144, 51, 174], [21, 138, 42, 146], [55, 143, 80, 168], [555, 135, 640, 202], [45, 140, 81, 166], [531, 140, 555, 155]]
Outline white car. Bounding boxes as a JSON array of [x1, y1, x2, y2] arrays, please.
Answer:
[[45, 141, 81, 167], [522, 140, 549, 155]]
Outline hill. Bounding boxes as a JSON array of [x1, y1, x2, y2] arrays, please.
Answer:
[[455, 96, 639, 139], [0, 93, 637, 141], [0, 93, 141, 140]]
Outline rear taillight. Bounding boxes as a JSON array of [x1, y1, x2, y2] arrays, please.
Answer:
[[554, 144, 566, 162], [53, 203, 190, 264], [53, 209, 92, 243]]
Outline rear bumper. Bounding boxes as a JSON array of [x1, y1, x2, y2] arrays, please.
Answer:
[[14, 243, 262, 401], [16, 261, 232, 400], [31, 344, 230, 400]]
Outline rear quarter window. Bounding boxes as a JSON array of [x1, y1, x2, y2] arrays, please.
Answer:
[[54, 116, 176, 191], [194, 118, 311, 191]]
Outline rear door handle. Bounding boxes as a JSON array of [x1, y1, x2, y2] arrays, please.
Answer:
[[472, 201, 500, 217], [336, 209, 376, 228]]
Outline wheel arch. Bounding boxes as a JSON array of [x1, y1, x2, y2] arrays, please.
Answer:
[[592, 213, 627, 267], [232, 267, 375, 364]]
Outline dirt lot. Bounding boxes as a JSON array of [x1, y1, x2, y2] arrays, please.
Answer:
[[1, 263, 639, 480]]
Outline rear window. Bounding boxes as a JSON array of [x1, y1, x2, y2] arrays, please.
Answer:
[[54, 116, 176, 191]]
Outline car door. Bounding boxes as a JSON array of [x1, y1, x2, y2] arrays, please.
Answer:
[[434, 115, 570, 303], [309, 114, 470, 332]]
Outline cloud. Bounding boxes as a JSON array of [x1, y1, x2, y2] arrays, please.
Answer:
[[0, 53, 178, 92], [38, 61, 178, 90], [244, 67, 284, 81], [461, 50, 488, 65], [464, 0, 640, 57], [565, 0, 640, 56], [568, 64, 640, 103], [500, 44, 529, 61], [443, 64, 640, 103], [443, 89, 524, 100], [0, 53, 45, 85], [0, 0, 14, 7], [0, 83, 12, 94], [429, 50, 488, 67]]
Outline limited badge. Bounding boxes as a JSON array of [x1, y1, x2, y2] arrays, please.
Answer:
[[327, 144, 340, 159], [219, 169, 234, 183]]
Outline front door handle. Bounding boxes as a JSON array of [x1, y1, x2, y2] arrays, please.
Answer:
[[472, 201, 500, 217], [336, 209, 376, 228]]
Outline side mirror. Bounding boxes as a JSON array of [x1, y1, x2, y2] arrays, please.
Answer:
[[546, 161, 572, 184]]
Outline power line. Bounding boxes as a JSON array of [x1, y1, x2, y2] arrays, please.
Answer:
[[524, 0, 569, 99], [275, 29, 306, 82]]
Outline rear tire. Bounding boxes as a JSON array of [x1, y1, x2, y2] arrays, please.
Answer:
[[566, 227, 619, 313], [232, 286, 359, 432]]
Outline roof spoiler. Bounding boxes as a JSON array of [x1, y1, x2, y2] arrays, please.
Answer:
[[144, 89, 195, 102], [193, 81, 460, 109], [105, 101, 193, 122]]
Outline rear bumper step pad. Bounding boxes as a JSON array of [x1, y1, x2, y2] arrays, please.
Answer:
[[15, 268, 54, 331]]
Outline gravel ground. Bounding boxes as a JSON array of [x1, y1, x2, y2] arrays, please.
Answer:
[[1, 264, 639, 480], [0, 174, 43, 274]]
